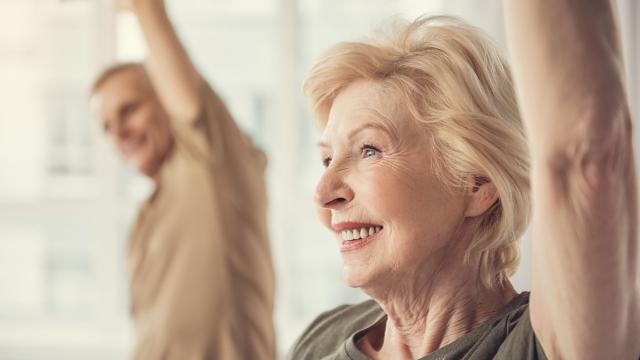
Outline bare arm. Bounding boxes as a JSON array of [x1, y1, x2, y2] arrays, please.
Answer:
[[503, 1, 639, 359], [122, 0, 203, 122]]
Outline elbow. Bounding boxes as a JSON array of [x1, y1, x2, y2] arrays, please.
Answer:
[[539, 99, 636, 246], [542, 99, 634, 194]]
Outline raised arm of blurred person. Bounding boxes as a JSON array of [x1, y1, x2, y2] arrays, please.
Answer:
[[504, 1, 639, 359], [118, 0, 202, 121]]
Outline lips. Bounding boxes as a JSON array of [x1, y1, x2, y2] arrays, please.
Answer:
[[331, 221, 383, 232]]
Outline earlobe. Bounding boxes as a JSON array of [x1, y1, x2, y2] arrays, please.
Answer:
[[465, 178, 499, 217]]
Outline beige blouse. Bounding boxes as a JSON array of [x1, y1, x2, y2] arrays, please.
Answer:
[[128, 83, 275, 360]]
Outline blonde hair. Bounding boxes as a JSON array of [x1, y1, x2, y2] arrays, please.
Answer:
[[304, 15, 530, 289]]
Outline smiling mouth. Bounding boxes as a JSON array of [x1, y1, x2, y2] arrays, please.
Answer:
[[339, 226, 382, 252], [123, 138, 144, 155], [340, 226, 383, 241]]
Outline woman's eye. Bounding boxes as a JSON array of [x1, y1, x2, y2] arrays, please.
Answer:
[[322, 156, 332, 168], [361, 144, 381, 158]]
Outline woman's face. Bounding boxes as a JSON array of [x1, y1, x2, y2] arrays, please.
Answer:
[[315, 80, 470, 289]]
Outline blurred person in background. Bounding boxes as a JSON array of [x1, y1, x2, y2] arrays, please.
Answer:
[[90, 0, 275, 358], [288, 0, 638, 359]]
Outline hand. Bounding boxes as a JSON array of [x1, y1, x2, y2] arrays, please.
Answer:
[[113, 0, 134, 12], [113, 0, 165, 12]]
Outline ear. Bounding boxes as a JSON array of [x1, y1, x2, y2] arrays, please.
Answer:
[[464, 176, 499, 217]]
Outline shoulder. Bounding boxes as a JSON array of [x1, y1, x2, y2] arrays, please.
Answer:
[[492, 292, 549, 360], [168, 80, 265, 167], [287, 299, 383, 360]]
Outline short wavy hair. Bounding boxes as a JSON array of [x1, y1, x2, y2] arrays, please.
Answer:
[[304, 15, 530, 289]]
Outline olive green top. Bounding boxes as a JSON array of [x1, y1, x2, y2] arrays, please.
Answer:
[[288, 292, 547, 360]]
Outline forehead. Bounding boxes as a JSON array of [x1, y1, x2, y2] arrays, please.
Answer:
[[92, 69, 150, 118], [98, 67, 149, 95], [322, 80, 410, 137]]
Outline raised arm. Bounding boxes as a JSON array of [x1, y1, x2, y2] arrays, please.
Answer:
[[503, 1, 639, 359], [120, 0, 203, 122]]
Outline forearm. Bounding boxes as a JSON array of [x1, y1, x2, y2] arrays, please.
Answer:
[[531, 160, 638, 359], [132, 0, 203, 121]]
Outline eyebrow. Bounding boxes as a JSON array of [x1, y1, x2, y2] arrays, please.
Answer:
[[317, 109, 399, 148], [317, 123, 390, 148]]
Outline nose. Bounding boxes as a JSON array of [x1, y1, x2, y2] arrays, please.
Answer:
[[111, 119, 130, 140], [314, 166, 354, 210]]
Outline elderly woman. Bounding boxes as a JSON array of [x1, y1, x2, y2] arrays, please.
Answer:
[[288, 1, 639, 360]]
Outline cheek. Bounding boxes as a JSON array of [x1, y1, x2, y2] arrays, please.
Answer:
[[130, 107, 157, 132], [141, 116, 158, 136], [404, 183, 467, 251], [360, 163, 423, 219], [148, 114, 172, 143], [367, 164, 457, 236]]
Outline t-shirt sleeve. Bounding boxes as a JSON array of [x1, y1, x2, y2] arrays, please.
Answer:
[[287, 301, 383, 360], [171, 81, 265, 169], [495, 305, 549, 360], [286, 305, 352, 360]]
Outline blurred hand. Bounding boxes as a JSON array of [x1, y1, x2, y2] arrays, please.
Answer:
[[113, 0, 134, 12], [113, 0, 164, 12]]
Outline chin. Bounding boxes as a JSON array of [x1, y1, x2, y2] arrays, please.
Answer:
[[139, 161, 162, 178], [342, 263, 379, 289], [342, 258, 398, 297], [130, 154, 159, 177]]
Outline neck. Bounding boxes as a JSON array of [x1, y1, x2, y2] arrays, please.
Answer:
[[359, 254, 517, 359], [147, 137, 175, 185]]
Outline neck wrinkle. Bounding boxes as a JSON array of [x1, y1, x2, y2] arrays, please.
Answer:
[[361, 248, 517, 360], [357, 218, 517, 359], [381, 280, 516, 359]]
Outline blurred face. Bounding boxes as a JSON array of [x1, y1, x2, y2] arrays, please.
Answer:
[[92, 68, 173, 178], [315, 80, 471, 289]]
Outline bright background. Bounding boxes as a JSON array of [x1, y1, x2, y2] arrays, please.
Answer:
[[0, 0, 637, 359]]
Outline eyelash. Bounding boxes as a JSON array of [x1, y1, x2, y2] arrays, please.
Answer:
[[361, 144, 381, 158], [322, 156, 332, 168], [321, 144, 382, 168]]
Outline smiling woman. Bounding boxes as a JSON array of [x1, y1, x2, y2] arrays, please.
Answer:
[[289, 2, 639, 358], [309, 16, 530, 291], [289, 16, 534, 359]]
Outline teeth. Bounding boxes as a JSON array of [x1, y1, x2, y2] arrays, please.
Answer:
[[341, 226, 383, 241], [123, 138, 143, 153]]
